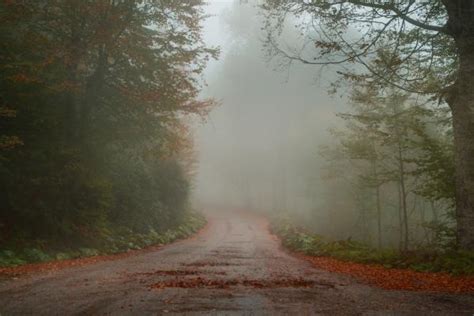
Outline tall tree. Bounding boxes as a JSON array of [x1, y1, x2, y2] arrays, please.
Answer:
[[263, 0, 474, 249]]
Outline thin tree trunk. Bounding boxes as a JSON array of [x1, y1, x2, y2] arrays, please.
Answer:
[[430, 201, 438, 223], [430, 200, 438, 244], [369, 138, 382, 249], [81, 47, 107, 145], [376, 185, 382, 249], [359, 205, 369, 243], [65, 15, 84, 144], [372, 160, 382, 249], [397, 181, 403, 251], [398, 142, 409, 251]]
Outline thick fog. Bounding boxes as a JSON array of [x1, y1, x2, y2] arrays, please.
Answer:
[[193, 1, 347, 221]]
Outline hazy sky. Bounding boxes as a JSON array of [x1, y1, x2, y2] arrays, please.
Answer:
[[193, 0, 347, 212]]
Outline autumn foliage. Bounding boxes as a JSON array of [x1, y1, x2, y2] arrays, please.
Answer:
[[0, 0, 217, 263], [301, 255, 474, 294]]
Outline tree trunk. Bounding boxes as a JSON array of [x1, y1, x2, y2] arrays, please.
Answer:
[[80, 47, 107, 145], [64, 18, 84, 144], [369, 139, 382, 249], [376, 185, 382, 249], [430, 201, 438, 223], [398, 142, 409, 251], [447, 68, 474, 250], [372, 160, 382, 249], [397, 181, 403, 251], [443, 1, 474, 250], [358, 203, 369, 244]]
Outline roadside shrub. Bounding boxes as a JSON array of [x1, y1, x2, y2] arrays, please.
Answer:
[[0, 211, 206, 267], [271, 218, 474, 275]]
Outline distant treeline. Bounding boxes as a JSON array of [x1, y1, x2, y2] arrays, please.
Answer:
[[0, 1, 216, 252]]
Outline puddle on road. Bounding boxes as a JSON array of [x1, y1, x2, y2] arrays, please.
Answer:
[[149, 277, 317, 290], [183, 261, 242, 267], [131, 269, 228, 278], [132, 270, 200, 277]]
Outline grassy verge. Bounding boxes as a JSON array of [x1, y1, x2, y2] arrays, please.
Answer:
[[271, 218, 474, 275], [0, 211, 206, 267]]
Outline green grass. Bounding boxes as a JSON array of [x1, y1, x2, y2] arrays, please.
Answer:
[[271, 218, 474, 275], [0, 211, 206, 267]]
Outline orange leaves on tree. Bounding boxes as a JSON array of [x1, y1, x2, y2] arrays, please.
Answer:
[[8, 73, 40, 84], [0, 136, 23, 150], [49, 80, 82, 94], [0, 106, 16, 118], [180, 99, 217, 118]]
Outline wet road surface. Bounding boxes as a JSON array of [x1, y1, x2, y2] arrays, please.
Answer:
[[0, 211, 473, 315]]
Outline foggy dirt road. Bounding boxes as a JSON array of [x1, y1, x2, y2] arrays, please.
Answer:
[[0, 211, 473, 315]]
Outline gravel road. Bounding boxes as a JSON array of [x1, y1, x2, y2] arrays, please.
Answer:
[[0, 211, 473, 315]]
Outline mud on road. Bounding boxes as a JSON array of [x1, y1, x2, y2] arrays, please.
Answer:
[[0, 211, 473, 315]]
